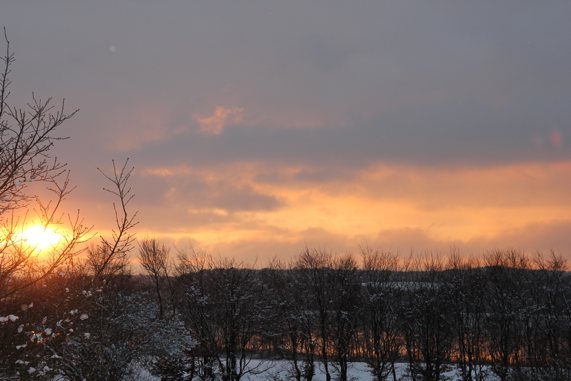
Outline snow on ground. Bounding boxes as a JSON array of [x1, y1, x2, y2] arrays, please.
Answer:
[[127, 359, 499, 381], [240, 360, 498, 381], [244, 360, 386, 380]]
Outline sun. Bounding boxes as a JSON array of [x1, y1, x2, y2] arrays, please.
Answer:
[[16, 224, 64, 252]]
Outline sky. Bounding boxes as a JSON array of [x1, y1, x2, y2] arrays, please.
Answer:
[[2, 1, 571, 264]]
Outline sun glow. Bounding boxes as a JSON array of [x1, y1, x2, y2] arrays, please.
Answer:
[[16, 225, 65, 252]]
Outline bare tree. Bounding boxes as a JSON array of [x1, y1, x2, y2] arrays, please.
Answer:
[[296, 249, 334, 381], [181, 256, 268, 381], [447, 254, 488, 381], [0, 177, 91, 300], [0, 28, 77, 215], [87, 159, 138, 281], [328, 254, 360, 381], [271, 261, 317, 381], [533, 252, 571, 380], [361, 248, 402, 381], [138, 238, 172, 319], [400, 254, 455, 381], [483, 251, 528, 381], [0, 27, 88, 300]]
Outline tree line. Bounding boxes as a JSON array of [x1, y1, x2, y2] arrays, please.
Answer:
[[170, 248, 570, 381], [3, 244, 569, 381]]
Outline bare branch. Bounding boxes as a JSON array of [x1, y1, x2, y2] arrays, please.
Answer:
[[0, 175, 91, 300], [92, 158, 138, 280]]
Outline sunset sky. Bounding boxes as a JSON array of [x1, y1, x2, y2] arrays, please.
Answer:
[[3, 1, 571, 263]]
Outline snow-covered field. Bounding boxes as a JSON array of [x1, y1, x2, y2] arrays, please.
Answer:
[[243, 361, 413, 380], [130, 360, 498, 381], [241, 361, 497, 381]]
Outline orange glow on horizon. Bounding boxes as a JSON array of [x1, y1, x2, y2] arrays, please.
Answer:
[[77, 159, 571, 261]]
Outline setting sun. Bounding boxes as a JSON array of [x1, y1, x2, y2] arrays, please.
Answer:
[[16, 225, 65, 252]]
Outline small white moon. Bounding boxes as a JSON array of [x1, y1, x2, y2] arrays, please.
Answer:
[[109, 45, 117, 53]]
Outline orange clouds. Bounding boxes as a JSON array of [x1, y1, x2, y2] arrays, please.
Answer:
[[105, 104, 248, 151], [355, 161, 571, 210], [130, 160, 571, 263], [194, 106, 244, 135]]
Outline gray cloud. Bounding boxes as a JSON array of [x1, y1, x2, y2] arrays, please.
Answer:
[[3, 1, 571, 260], [3, 1, 570, 170], [136, 169, 282, 213]]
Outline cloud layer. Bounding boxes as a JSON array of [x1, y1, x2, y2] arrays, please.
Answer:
[[2, 1, 571, 262]]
